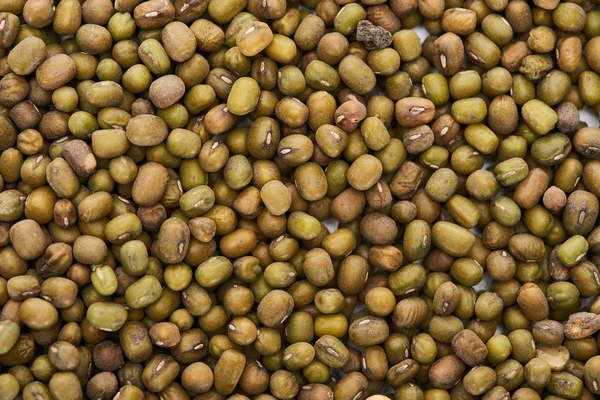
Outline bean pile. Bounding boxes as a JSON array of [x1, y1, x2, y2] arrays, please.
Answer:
[[1, 0, 600, 399]]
